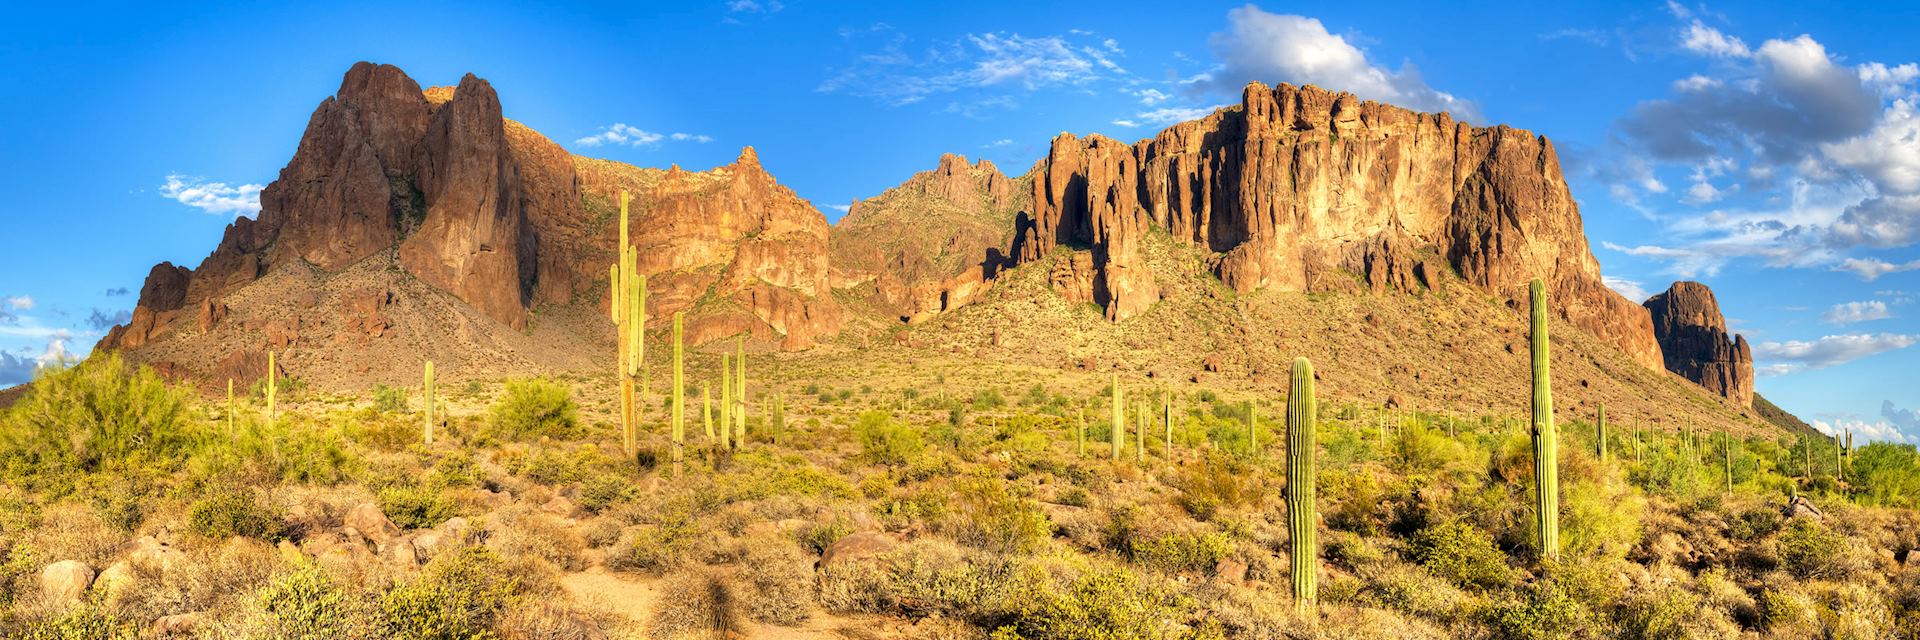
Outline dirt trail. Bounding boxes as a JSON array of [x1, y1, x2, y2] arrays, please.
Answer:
[[559, 567, 890, 639]]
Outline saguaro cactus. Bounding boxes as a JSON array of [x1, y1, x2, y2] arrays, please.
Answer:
[[703, 385, 714, 441], [1286, 357, 1318, 615], [266, 350, 278, 428], [1595, 404, 1606, 463], [772, 393, 785, 445], [672, 312, 685, 473], [1136, 399, 1146, 461], [735, 337, 746, 444], [1077, 407, 1086, 457], [609, 191, 648, 460], [1249, 401, 1259, 455], [1529, 278, 1560, 563], [1724, 431, 1733, 495], [1110, 374, 1124, 460], [423, 361, 436, 446], [720, 354, 733, 449]]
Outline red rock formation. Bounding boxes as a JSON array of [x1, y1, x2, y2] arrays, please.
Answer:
[[1010, 82, 1663, 369], [1644, 282, 1755, 407]]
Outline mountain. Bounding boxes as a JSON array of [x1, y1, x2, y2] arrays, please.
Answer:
[[93, 62, 1800, 434], [1643, 281, 1755, 408]]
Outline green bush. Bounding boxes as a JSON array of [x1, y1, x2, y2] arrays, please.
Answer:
[[13, 604, 139, 640], [1131, 530, 1230, 574], [383, 546, 521, 639], [1408, 520, 1512, 590], [489, 378, 580, 440], [1778, 518, 1848, 579], [371, 385, 409, 413], [941, 477, 1051, 553], [186, 488, 287, 541], [1018, 566, 1187, 640], [855, 410, 924, 466], [228, 565, 385, 639], [578, 473, 637, 514], [379, 485, 458, 530], [1483, 580, 1583, 640], [1, 352, 196, 480]]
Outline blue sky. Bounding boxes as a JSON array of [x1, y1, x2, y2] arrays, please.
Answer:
[[2, 1, 1916, 439]]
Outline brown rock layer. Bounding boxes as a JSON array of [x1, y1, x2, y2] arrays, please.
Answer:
[[1644, 281, 1755, 407], [1008, 82, 1663, 369]]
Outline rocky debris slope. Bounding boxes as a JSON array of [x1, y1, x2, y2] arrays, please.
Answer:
[[1644, 281, 1755, 408], [996, 82, 1662, 370], [829, 153, 1025, 324]]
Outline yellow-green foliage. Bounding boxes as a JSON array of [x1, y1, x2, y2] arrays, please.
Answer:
[[8, 604, 139, 640], [225, 564, 386, 640], [1482, 579, 1585, 640], [940, 476, 1052, 554], [487, 378, 580, 441], [186, 487, 288, 541], [855, 410, 925, 466], [382, 546, 523, 639], [378, 484, 458, 530], [1017, 565, 1193, 640], [1131, 530, 1231, 574], [1408, 520, 1513, 591], [1, 352, 195, 479], [1778, 518, 1854, 580]]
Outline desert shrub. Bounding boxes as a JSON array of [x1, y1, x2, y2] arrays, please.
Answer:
[[738, 535, 814, 625], [971, 388, 1006, 410], [1, 352, 196, 481], [1324, 468, 1387, 534], [489, 378, 580, 440], [488, 508, 585, 571], [1017, 566, 1188, 640], [379, 484, 458, 529], [10, 604, 140, 640], [426, 454, 478, 489], [1171, 455, 1264, 521], [1617, 583, 1701, 640], [609, 521, 697, 573], [383, 546, 522, 639], [652, 568, 743, 638], [1408, 520, 1511, 591], [221, 565, 386, 640], [941, 477, 1051, 553], [187, 488, 288, 541], [1777, 518, 1850, 579], [1482, 580, 1583, 640], [1561, 475, 1643, 559], [577, 473, 638, 514], [1132, 530, 1230, 574], [855, 410, 924, 466], [1759, 586, 1821, 638], [1357, 560, 1467, 620], [797, 518, 854, 555], [1729, 504, 1784, 540], [372, 385, 409, 413]]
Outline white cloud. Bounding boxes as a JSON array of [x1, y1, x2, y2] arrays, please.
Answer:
[[726, 0, 782, 14], [1835, 257, 1920, 280], [1110, 105, 1226, 128], [819, 28, 1125, 107], [4, 296, 31, 310], [1672, 74, 1722, 92], [1823, 300, 1892, 324], [1198, 6, 1478, 119], [1679, 20, 1749, 58], [575, 124, 711, 149], [159, 174, 263, 217], [1755, 363, 1797, 377], [1602, 276, 1650, 302], [1811, 417, 1908, 443], [1755, 332, 1919, 370], [983, 139, 1014, 148], [1135, 88, 1171, 105]]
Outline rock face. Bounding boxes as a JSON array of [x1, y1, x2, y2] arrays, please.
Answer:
[[101, 62, 841, 376], [830, 153, 1022, 323], [1006, 82, 1664, 369], [1644, 282, 1754, 407]]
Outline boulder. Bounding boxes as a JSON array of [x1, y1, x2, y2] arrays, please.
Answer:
[[344, 502, 401, 541], [151, 612, 203, 636], [818, 532, 898, 570], [40, 560, 95, 605]]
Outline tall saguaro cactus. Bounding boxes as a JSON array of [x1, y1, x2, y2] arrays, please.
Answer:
[[1286, 357, 1318, 615], [1077, 407, 1087, 457], [1529, 278, 1560, 563], [266, 350, 278, 428], [609, 191, 648, 460], [703, 385, 714, 442], [735, 337, 746, 445], [1595, 404, 1606, 463], [423, 361, 436, 446], [1111, 374, 1124, 460], [672, 313, 685, 473], [1136, 400, 1146, 460]]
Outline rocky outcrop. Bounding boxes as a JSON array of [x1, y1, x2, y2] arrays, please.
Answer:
[[1644, 281, 1754, 407], [1008, 82, 1663, 369], [830, 153, 1022, 323]]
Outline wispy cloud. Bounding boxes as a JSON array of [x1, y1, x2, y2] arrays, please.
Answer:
[[1822, 300, 1892, 324], [4, 296, 31, 311], [160, 174, 263, 217], [819, 26, 1128, 107], [1110, 105, 1226, 128], [1190, 6, 1478, 120], [1602, 275, 1651, 302], [983, 139, 1014, 148], [1755, 332, 1919, 372], [575, 124, 713, 149], [1836, 257, 1920, 280], [105, 287, 129, 297], [1812, 417, 1908, 443], [85, 308, 131, 332]]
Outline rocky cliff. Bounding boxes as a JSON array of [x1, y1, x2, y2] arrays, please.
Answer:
[[1644, 281, 1755, 408], [101, 62, 841, 385], [999, 82, 1663, 370], [830, 153, 1024, 324]]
